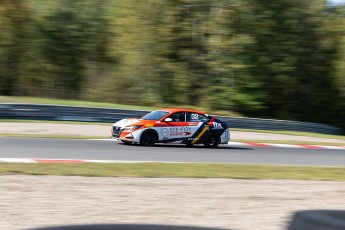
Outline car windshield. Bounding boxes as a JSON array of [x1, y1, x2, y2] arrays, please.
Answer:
[[141, 110, 169, 120]]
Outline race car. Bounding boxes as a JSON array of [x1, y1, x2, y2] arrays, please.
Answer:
[[111, 108, 230, 147]]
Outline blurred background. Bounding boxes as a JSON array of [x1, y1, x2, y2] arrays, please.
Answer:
[[0, 0, 344, 129]]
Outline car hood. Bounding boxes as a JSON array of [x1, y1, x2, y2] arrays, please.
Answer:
[[113, 118, 141, 129]]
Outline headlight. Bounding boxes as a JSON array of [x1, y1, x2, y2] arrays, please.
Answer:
[[124, 125, 142, 130]]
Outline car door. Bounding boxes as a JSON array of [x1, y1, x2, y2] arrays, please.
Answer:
[[162, 112, 193, 141]]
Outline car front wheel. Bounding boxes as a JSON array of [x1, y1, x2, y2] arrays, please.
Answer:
[[140, 130, 157, 146], [121, 140, 132, 145]]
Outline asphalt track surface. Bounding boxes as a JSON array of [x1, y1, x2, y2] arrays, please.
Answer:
[[0, 137, 344, 166]]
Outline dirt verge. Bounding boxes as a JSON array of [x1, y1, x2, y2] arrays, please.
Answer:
[[1, 175, 344, 230]]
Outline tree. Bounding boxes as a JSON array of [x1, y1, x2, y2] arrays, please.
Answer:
[[38, 0, 114, 98], [242, 0, 339, 122], [0, 0, 33, 95]]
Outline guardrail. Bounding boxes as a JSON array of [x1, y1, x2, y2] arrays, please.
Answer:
[[0, 103, 342, 135]]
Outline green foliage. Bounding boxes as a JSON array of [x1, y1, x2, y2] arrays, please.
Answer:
[[37, 0, 114, 98], [0, 0, 34, 95], [0, 0, 344, 128]]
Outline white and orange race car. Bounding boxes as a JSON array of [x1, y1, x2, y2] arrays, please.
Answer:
[[112, 108, 230, 147]]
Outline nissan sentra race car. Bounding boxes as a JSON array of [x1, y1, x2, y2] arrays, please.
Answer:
[[112, 108, 230, 147]]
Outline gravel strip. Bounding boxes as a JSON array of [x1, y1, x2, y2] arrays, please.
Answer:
[[1, 122, 344, 143], [1, 175, 344, 230], [0, 122, 110, 137]]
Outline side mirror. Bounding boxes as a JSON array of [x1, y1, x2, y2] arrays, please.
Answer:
[[164, 118, 173, 122]]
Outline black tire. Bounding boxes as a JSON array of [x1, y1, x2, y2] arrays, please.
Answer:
[[204, 132, 220, 148], [288, 210, 345, 230], [139, 130, 157, 146], [186, 143, 194, 147], [121, 140, 132, 145]]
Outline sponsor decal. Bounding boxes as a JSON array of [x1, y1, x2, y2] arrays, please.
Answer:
[[146, 124, 154, 127], [169, 132, 191, 136], [161, 128, 169, 137], [169, 127, 192, 136], [169, 127, 191, 132], [188, 137, 200, 141], [212, 122, 223, 129]]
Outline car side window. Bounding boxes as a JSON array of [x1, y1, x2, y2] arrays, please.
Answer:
[[188, 113, 207, 122], [168, 112, 186, 122]]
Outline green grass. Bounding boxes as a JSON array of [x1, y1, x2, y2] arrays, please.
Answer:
[[0, 163, 344, 181], [0, 96, 241, 117], [0, 96, 156, 111]]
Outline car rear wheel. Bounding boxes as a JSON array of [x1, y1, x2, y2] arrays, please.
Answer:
[[204, 133, 220, 148], [140, 130, 157, 146]]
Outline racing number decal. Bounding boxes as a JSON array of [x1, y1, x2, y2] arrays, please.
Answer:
[[191, 113, 199, 120]]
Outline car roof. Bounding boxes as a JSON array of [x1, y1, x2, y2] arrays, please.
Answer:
[[158, 108, 206, 115]]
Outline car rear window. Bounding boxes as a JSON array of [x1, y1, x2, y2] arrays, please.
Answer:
[[187, 112, 208, 122]]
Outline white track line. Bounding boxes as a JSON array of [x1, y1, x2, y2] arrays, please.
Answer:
[[88, 139, 345, 150]]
